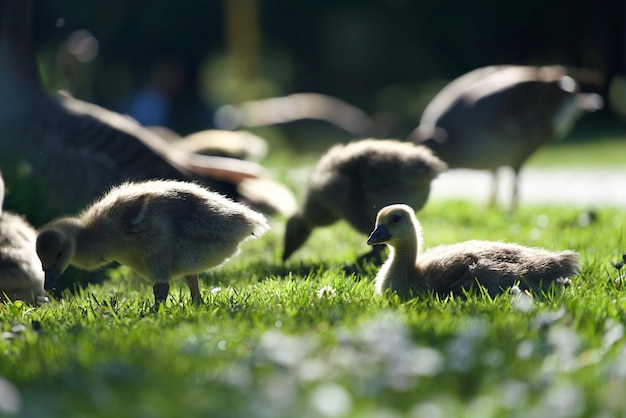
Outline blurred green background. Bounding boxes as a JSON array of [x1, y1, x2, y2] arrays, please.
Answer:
[[29, 0, 625, 141]]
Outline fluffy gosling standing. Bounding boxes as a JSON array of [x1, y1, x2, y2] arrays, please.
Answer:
[[0, 173, 47, 303], [36, 180, 269, 304], [367, 204, 580, 298], [283, 139, 446, 262]]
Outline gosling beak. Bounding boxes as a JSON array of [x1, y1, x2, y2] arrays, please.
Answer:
[[367, 224, 391, 245], [43, 269, 60, 291]]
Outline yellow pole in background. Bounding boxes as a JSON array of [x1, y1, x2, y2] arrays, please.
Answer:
[[222, 0, 261, 102]]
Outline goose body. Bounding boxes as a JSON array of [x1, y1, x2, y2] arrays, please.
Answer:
[[283, 139, 446, 261], [214, 93, 387, 137], [367, 204, 580, 298], [149, 126, 269, 162], [35, 180, 269, 304], [0, 0, 296, 219], [0, 174, 46, 304], [173, 129, 269, 161], [409, 65, 603, 210]]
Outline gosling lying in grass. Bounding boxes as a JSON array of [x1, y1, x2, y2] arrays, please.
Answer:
[[367, 204, 580, 298], [283, 139, 446, 262], [0, 173, 47, 304], [36, 179, 269, 304]]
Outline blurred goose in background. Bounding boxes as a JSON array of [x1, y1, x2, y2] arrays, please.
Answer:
[[368, 204, 581, 298], [145, 127, 289, 214], [0, 172, 47, 304], [149, 127, 269, 161], [36, 180, 269, 305], [0, 0, 294, 220], [409, 65, 604, 211], [283, 139, 446, 262], [214, 92, 393, 138]]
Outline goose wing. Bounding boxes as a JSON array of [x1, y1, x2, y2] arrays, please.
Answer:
[[8, 91, 273, 208], [214, 93, 378, 137]]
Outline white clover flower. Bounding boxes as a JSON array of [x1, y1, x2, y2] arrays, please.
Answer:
[[317, 285, 337, 299]]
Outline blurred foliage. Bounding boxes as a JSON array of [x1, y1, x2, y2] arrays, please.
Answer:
[[28, 0, 624, 136]]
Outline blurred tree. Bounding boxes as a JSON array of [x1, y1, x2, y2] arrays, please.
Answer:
[[223, 0, 262, 102], [24, 0, 623, 133]]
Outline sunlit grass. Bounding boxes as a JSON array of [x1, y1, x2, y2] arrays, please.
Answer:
[[1, 199, 625, 417], [528, 136, 626, 168], [1, 113, 625, 417]]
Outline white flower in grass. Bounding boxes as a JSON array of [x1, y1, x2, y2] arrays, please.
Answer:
[[317, 285, 337, 299], [510, 285, 534, 312]]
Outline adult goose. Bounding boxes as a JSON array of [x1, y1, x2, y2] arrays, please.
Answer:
[[409, 65, 603, 210], [0, 0, 292, 219]]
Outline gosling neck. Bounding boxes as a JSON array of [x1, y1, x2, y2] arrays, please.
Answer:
[[70, 217, 114, 270], [389, 236, 420, 274], [376, 236, 419, 298]]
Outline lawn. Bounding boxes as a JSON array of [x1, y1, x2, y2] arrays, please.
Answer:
[[526, 118, 626, 168], [1, 197, 626, 417], [1, 121, 626, 418]]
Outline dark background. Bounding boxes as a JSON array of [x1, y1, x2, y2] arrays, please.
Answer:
[[30, 0, 626, 138]]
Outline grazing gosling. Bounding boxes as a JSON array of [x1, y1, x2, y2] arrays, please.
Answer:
[[0, 174, 47, 304], [283, 139, 446, 261], [36, 180, 269, 304], [367, 204, 580, 298]]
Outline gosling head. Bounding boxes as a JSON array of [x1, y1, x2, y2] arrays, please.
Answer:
[[367, 204, 422, 247], [282, 214, 313, 262], [36, 227, 76, 291]]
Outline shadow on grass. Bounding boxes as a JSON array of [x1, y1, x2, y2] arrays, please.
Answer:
[[197, 255, 384, 289], [48, 248, 387, 301], [48, 264, 119, 300]]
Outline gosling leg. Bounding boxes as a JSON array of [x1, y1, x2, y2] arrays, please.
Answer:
[[185, 274, 202, 304], [510, 167, 521, 213], [153, 282, 170, 305], [488, 168, 498, 208]]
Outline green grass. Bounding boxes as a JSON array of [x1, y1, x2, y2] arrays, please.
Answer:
[[1, 199, 626, 418], [527, 126, 626, 168], [2, 120, 626, 417]]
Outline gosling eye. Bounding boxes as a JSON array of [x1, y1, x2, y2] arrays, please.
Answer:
[[391, 214, 402, 224]]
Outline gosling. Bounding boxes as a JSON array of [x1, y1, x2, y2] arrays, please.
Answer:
[[0, 173, 47, 304], [283, 139, 446, 262], [36, 179, 269, 304], [367, 204, 580, 298]]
